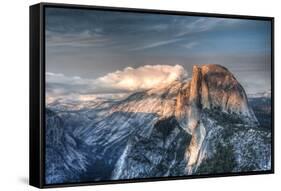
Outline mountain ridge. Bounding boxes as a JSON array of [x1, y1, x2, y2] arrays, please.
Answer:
[[45, 64, 271, 183]]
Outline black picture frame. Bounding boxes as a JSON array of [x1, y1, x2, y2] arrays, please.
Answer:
[[29, 2, 275, 189]]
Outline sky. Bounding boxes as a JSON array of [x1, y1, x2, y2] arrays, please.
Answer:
[[45, 7, 272, 101]]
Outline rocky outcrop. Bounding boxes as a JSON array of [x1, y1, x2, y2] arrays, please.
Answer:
[[200, 65, 252, 116], [183, 64, 259, 172], [185, 65, 205, 171], [188, 65, 203, 132], [186, 64, 257, 123]]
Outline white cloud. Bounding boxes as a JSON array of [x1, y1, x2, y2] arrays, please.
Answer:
[[96, 65, 188, 91], [46, 65, 188, 101], [46, 72, 90, 85]]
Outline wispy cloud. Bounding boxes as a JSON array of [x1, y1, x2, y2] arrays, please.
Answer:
[[148, 24, 169, 32], [126, 18, 239, 51], [182, 42, 199, 49], [129, 38, 183, 51], [176, 17, 239, 37], [46, 29, 110, 48]]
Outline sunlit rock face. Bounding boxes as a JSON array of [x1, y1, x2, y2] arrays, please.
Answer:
[[187, 64, 257, 124], [201, 65, 252, 117], [45, 64, 271, 184], [184, 64, 260, 172], [174, 64, 257, 135]]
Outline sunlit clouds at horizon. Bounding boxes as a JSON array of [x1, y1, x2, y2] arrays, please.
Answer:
[[46, 64, 188, 103]]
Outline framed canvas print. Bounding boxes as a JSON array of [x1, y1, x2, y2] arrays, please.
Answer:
[[29, 3, 274, 188]]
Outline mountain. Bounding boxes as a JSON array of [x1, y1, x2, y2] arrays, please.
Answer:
[[45, 64, 271, 184], [248, 90, 271, 98], [45, 109, 90, 184], [248, 91, 272, 130]]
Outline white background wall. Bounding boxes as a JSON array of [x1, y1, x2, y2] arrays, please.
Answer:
[[0, 0, 279, 190]]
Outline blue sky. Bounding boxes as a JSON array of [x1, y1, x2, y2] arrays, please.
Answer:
[[45, 7, 271, 98]]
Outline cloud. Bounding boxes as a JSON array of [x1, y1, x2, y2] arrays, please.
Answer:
[[176, 17, 239, 37], [46, 65, 188, 102], [127, 18, 238, 51], [46, 72, 96, 101], [129, 38, 183, 51], [96, 64, 188, 91], [46, 29, 110, 48], [147, 24, 169, 32], [183, 42, 198, 49], [46, 72, 91, 86]]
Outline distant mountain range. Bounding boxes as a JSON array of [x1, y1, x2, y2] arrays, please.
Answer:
[[45, 64, 271, 184], [248, 90, 271, 98]]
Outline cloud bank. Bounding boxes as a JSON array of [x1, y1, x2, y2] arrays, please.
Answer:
[[97, 65, 187, 91], [46, 65, 188, 102]]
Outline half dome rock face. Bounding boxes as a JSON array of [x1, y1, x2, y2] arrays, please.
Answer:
[[188, 64, 257, 121], [45, 64, 271, 184], [201, 64, 251, 116], [179, 64, 257, 136], [184, 64, 259, 172]]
